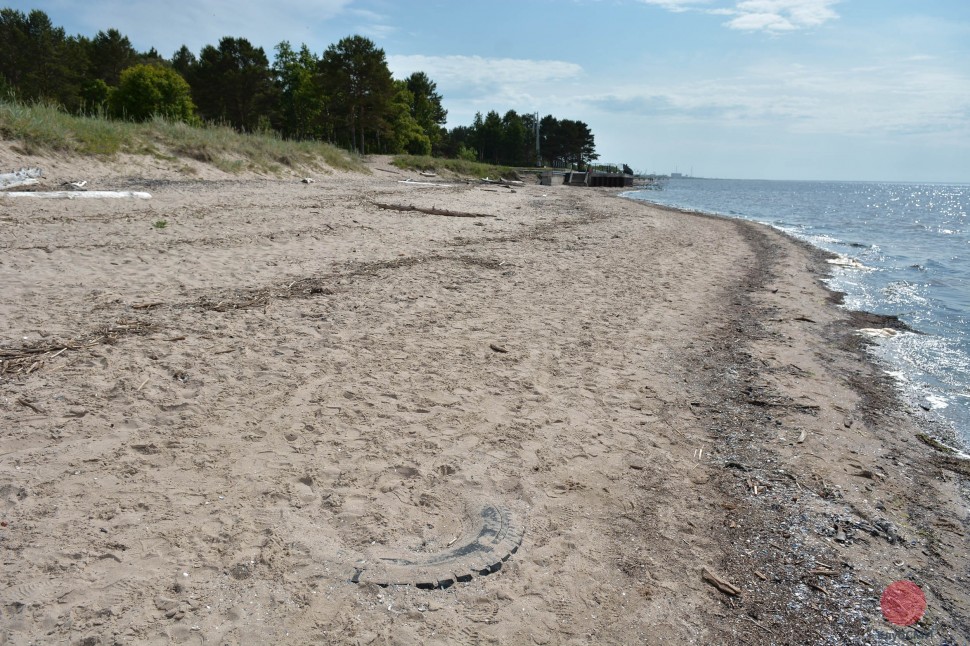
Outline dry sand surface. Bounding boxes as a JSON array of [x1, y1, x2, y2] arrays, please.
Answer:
[[1, 147, 968, 645]]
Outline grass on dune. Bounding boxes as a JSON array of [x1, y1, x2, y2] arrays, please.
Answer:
[[0, 100, 132, 156], [0, 99, 367, 174], [0, 101, 533, 180], [391, 155, 520, 180]]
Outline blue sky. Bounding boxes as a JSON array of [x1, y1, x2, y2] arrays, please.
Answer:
[[10, 0, 970, 181]]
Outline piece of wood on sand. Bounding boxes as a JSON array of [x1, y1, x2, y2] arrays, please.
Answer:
[[1, 191, 152, 200], [702, 567, 742, 596], [0, 168, 43, 191], [371, 201, 495, 218]]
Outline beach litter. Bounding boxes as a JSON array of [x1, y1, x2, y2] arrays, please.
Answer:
[[350, 502, 524, 590], [2, 167, 151, 198], [0, 167, 43, 190]]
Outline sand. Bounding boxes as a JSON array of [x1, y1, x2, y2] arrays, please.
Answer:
[[1, 147, 967, 645]]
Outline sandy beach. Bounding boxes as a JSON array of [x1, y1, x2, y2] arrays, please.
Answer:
[[1, 148, 967, 645]]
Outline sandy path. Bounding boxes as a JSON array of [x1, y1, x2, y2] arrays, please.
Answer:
[[1, 157, 967, 644]]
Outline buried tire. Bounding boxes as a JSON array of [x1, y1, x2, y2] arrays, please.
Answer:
[[350, 502, 525, 589]]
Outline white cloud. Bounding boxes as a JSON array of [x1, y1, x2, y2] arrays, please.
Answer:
[[388, 54, 583, 86], [388, 54, 586, 125], [725, 11, 797, 31], [726, 0, 839, 31], [582, 56, 970, 141], [42, 0, 356, 55], [638, 0, 712, 11], [348, 7, 396, 40], [639, 0, 840, 33]]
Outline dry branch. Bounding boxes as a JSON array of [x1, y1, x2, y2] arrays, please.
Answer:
[[371, 201, 495, 218], [17, 397, 46, 414], [702, 567, 742, 596], [0, 320, 155, 376]]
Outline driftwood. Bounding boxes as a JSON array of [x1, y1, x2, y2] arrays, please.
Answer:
[[2, 191, 151, 200], [0, 320, 155, 377], [702, 567, 741, 596], [372, 201, 495, 219], [397, 179, 454, 187], [0, 168, 42, 191], [480, 176, 524, 188]]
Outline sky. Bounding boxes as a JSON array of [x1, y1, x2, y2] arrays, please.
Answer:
[[9, 0, 970, 182]]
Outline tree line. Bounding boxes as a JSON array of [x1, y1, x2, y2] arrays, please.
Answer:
[[444, 111, 597, 167], [0, 8, 598, 165]]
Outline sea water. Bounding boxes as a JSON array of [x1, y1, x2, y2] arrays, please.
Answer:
[[624, 179, 969, 446]]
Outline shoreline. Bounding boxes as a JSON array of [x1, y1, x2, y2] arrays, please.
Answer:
[[660, 204, 970, 643], [0, 155, 967, 643], [622, 188, 970, 455]]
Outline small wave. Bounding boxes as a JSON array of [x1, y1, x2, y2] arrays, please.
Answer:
[[924, 394, 950, 410], [882, 281, 929, 308], [827, 255, 869, 270], [809, 233, 841, 245], [859, 327, 899, 339]]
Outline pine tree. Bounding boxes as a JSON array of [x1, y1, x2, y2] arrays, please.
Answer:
[[192, 37, 278, 131], [319, 35, 394, 153]]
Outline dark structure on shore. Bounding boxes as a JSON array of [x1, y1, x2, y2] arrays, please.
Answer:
[[540, 169, 635, 187], [574, 170, 635, 187]]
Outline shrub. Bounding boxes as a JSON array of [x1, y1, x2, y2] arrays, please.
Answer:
[[457, 145, 477, 162], [110, 64, 196, 123]]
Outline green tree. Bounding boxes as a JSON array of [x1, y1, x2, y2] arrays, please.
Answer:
[[440, 124, 473, 158], [109, 63, 195, 122], [0, 9, 86, 109], [191, 37, 278, 131], [79, 78, 110, 114], [87, 28, 138, 85], [477, 110, 504, 162], [520, 112, 538, 166], [539, 115, 597, 167], [387, 80, 431, 155], [468, 111, 485, 159], [171, 45, 197, 78], [273, 41, 324, 140], [404, 71, 447, 153], [560, 118, 598, 166], [319, 35, 394, 153], [500, 110, 528, 165], [138, 47, 167, 67]]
